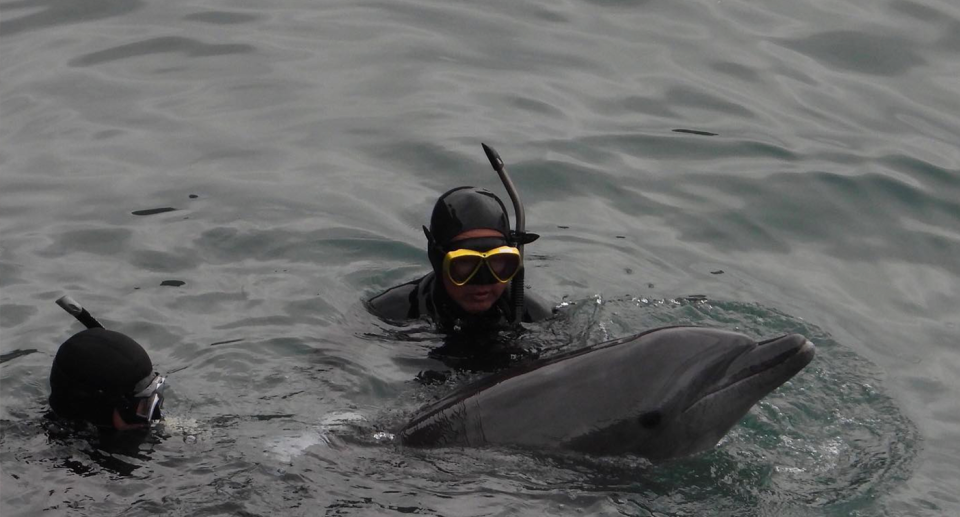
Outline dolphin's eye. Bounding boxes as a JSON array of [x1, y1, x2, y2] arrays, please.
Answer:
[[638, 411, 662, 429]]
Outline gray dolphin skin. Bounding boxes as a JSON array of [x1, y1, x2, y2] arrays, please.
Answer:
[[399, 326, 815, 460]]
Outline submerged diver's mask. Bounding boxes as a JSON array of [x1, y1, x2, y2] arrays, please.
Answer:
[[441, 237, 522, 286], [117, 373, 166, 425]]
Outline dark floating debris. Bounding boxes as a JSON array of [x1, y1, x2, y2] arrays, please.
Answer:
[[648, 283, 655, 288], [132, 207, 177, 216], [616, 235, 626, 239], [683, 294, 709, 301], [711, 270, 724, 275], [189, 194, 199, 199], [557, 225, 569, 229], [160, 280, 186, 287], [625, 268, 633, 274], [0, 349, 38, 364], [210, 338, 244, 347], [673, 129, 718, 136], [252, 414, 296, 422]]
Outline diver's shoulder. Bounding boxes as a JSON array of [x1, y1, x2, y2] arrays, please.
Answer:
[[366, 274, 431, 321]]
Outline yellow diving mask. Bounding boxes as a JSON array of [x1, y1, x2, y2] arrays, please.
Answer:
[[442, 246, 522, 286]]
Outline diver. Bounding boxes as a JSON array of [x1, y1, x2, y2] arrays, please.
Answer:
[[367, 146, 554, 334], [48, 297, 166, 432]]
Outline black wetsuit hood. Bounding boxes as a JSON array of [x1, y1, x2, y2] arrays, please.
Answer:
[[425, 186, 512, 275], [49, 328, 154, 427]]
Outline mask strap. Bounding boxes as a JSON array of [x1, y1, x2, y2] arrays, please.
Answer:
[[423, 226, 439, 249]]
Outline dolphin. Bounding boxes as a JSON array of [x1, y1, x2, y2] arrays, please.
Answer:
[[399, 326, 815, 460]]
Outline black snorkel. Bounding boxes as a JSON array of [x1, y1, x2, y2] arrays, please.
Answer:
[[481, 143, 537, 324], [56, 295, 105, 329]]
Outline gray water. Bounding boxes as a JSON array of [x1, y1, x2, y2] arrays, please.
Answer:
[[2, 0, 958, 515]]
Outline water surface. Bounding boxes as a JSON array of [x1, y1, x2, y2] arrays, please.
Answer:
[[2, 0, 959, 515]]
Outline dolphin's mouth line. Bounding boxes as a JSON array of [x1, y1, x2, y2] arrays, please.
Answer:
[[721, 347, 799, 389], [682, 339, 812, 413]]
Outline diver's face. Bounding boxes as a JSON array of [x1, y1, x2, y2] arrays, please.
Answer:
[[112, 408, 149, 431], [442, 229, 510, 314]]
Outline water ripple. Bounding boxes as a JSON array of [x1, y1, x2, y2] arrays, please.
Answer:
[[0, 0, 144, 38], [69, 36, 256, 67]]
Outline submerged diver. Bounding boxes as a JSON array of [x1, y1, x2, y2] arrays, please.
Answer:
[[49, 298, 166, 432], [367, 185, 554, 333]]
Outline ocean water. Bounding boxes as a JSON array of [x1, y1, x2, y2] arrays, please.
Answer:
[[2, 0, 958, 515]]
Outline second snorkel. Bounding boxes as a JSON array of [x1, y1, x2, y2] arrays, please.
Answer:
[[56, 295, 105, 329], [481, 143, 537, 324]]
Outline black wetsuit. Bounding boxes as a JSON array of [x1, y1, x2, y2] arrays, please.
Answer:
[[367, 271, 554, 332]]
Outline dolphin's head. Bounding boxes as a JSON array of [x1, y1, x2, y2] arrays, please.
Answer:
[[564, 330, 815, 460], [401, 326, 815, 461]]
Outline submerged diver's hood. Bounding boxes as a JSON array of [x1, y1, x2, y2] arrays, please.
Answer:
[[425, 186, 512, 273], [49, 328, 154, 426]]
